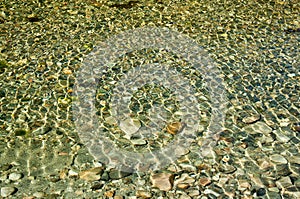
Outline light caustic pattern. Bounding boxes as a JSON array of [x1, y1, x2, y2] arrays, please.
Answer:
[[72, 27, 227, 172]]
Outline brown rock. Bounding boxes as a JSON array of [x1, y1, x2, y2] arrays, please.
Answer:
[[104, 190, 115, 198], [150, 172, 174, 191], [292, 124, 300, 132], [199, 177, 211, 187], [136, 190, 152, 198], [79, 167, 103, 181], [166, 122, 186, 135], [114, 196, 123, 199], [62, 68, 72, 75], [177, 183, 190, 189]]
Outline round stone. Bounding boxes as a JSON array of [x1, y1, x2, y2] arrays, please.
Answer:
[[1, 187, 17, 197], [257, 188, 266, 196], [8, 173, 22, 181], [270, 154, 288, 164]]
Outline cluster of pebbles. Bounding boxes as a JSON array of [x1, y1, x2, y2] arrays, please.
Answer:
[[0, 0, 299, 198]]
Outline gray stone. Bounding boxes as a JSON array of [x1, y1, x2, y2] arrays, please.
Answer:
[[1, 187, 16, 197], [109, 169, 131, 180], [288, 155, 300, 164], [275, 164, 291, 176], [270, 154, 288, 164], [276, 176, 292, 188], [273, 129, 291, 143], [242, 114, 261, 124], [8, 173, 22, 181], [130, 139, 147, 146], [33, 192, 45, 198], [243, 121, 272, 135], [295, 178, 300, 187], [119, 118, 141, 140]]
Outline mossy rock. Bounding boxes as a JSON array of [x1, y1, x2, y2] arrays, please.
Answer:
[[15, 129, 31, 137], [0, 60, 9, 72]]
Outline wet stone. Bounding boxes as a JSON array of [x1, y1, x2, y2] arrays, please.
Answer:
[[79, 167, 104, 181], [199, 177, 211, 187], [109, 169, 132, 180], [104, 190, 114, 198], [292, 123, 300, 132], [273, 129, 291, 143], [256, 188, 266, 196], [150, 172, 174, 191], [275, 164, 291, 176], [8, 172, 22, 181], [136, 190, 152, 198], [130, 139, 147, 146], [276, 176, 292, 188], [33, 192, 45, 198], [242, 114, 261, 124], [1, 187, 17, 197], [174, 173, 195, 186], [270, 154, 288, 164], [188, 189, 200, 197], [243, 121, 272, 135], [295, 179, 300, 188], [288, 156, 300, 165], [177, 183, 189, 189], [119, 118, 141, 139], [219, 164, 237, 174]]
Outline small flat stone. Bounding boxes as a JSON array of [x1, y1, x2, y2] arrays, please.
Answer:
[[150, 172, 174, 191], [177, 183, 189, 189], [166, 122, 186, 135], [258, 159, 273, 170], [199, 177, 211, 187], [238, 180, 251, 190], [119, 118, 141, 139], [130, 139, 147, 146], [33, 192, 45, 198], [114, 196, 124, 199], [8, 173, 22, 181], [104, 190, 114, 198], [268, 187, 280, 192], [79, 167, 103, 181], [242, 114, 261, 124], [270, 154, 288, 164], [273, 129, 291, 143], [178, 193, 191, 199], [276, 176, 292, 188], [62, 68, 72, 75], [1, 187, 16, 197], [68, 169, 78, 177], [188, 189, 200, 197], [248, 174, 264, 187], [174, 173, 195, 186], [219, 164, 237, 174], [109, 169, 131, 180], [136, 190, 152, 198], [243, 121, 272, 135], [295, 179, 300, 188], [288, 155, 300, 164]]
